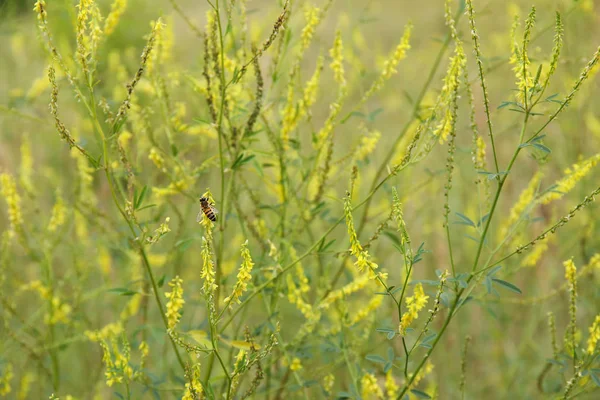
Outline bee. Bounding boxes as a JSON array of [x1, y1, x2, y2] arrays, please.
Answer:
[[197, 196, 218, 222]]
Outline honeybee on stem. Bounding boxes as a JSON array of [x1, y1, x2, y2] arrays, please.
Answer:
[[197, 196, 218, 222]]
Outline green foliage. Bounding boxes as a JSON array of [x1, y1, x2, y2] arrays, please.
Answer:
[[1, 0, 600, 399]]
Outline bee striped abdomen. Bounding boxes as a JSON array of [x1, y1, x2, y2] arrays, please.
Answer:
[[198, 197, 218, 222]]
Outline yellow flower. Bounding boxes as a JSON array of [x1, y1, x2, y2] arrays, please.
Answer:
[[361, 372, 384, 399], [319, 275, 371, 309], [385, 370, 398, 399], [330, 30, 345, 85], [350, 296, 383, 326], [182, 363, 203, 400], [410, 361, 434, 388], [344, 194, 380, 279], [520, 236, 550, 267], [538, 154, 600, 204], [290, 357, 303, 371], [104, 0, 127, 36], [359, 23, 412, 105], [399, 283, 429, 334], [20, 136, 33, 192], [48, 190, 67, 233], [300, 6, 320, 52], [564, 258, 576, 284], [0, 363, 13, 396], [148, 147, 165, 170], [355, 130, 381, 162], [500, 171, 543, 238], [0, 173, 23, 237], [165, 276, 185, 329], [47, 295, 72, 325], [586, 315, 600, 354], [224, 240, 254, 307], [323, 373, 335, 394]]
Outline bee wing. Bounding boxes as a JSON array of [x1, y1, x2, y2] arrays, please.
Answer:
[[197, 210, 203, 223], [213, 206, 219, 215]]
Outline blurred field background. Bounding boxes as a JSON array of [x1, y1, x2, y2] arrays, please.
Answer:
[[1, 0, 600, 399]]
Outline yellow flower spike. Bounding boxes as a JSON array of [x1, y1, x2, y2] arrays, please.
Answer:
[[385, 369, 399, 399], [586, 315, 600, 354], [19, 136, 33, 193], [319, 275, 371, 310], [564, 258, 578, 354], [148, 147, 165, 170], [410, 361, 434, 389], [323, 373, 335, 394], [361, 372, 384, 399], [343, 192, 380, 278], [0, 363, 13, 396], [520, 236, 551, 268], [399, 283, 429, 334], [48, 190, 67, 233], [290, 357, 303, 371], [500, 171, 543, 238], [350, 296, 383, 326], [0, 173, 23, 238], [165, 276, 185, 330], [538, 154, 600, 204], [300, 5, 321, 52], [104, 0, 127, 37], [182, 363, 203, 400], [224, 240, 254, 307], [330, 30, 346, 86], [355, 129, 381, 162], [358, 22, 412, 107]]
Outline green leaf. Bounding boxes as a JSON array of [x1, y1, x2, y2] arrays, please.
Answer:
[[107, 288, 138, 296], [368, 108, 384, 122], [387, 331, 396, 340], [383, 361, 393, 373], [590, 372, 600, 387], [410, 389, 432, 399], [365, 354, 386, 364], [137, 204, 157, 211], [387, 347, 395, 361], [231, 153, 256, 170], [492, 278, 522, 294], [135, 185, 148, 209], [157, 274, 166, 288], [486, 265, 503, 277], [454, 212, 475, 227], [383, 231, 402, 246]]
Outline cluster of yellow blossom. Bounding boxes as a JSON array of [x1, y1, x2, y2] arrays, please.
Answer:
[[538, 154, 600, 204], [500, 171, 543, 238], [48, 190, 67, 233], [182, 363, 203, 400], [224, 241, 254, 307], [0, 173, 23, 237], [361, 372, 384, 399], [0, 363, 13, 396], [399, 283, 430, 334], [290, 357, 303, 371], [385, 369, 399, 399], [586, 315, 600, 354], [355, 130, 381, 162], [300, 5, 321, 52], [330, 30, 346, 86], [344, 195, 380, 279], [165, 276, 185, 330], [104, 0, 128, 36]]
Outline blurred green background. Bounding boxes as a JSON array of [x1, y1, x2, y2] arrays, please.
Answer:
[[1, 0, 599, 399]]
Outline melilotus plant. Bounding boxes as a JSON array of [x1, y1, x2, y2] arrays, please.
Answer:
[[0, 0, 599, 398]]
